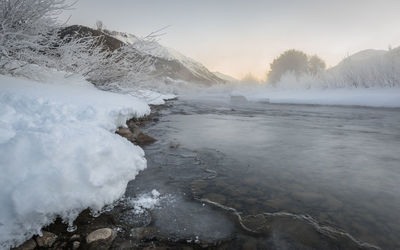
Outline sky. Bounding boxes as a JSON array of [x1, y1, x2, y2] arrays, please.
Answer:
[[60, 0, 400, 80]]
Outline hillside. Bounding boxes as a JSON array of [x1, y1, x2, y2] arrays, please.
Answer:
[[213, 71, 239, 82], [329, 49, 387, 72], [105, 30, 225, 84], [61, 25, 225, 85]]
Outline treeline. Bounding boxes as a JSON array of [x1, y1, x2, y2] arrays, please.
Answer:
[[267, 50, 325, 84], [266, 48, 400, 88]]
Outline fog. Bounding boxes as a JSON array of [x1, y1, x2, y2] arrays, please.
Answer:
[[61, 0, 400, 79]]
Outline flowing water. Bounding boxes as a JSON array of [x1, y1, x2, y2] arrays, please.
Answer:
[[125, 97, 400, 249]]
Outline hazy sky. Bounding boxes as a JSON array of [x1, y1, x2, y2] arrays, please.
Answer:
[[61, 0, 400, 80]]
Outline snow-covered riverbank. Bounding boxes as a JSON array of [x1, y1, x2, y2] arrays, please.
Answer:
[[0, 68, 171, 249]]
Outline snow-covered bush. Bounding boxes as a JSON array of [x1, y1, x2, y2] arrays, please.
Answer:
[[0, 0, 155, 86], [52, 33, 154, 84], [0, 0, 73, 70], [90, 43, 156, 85]]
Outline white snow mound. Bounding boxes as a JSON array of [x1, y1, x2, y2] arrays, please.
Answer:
[[0, 71, 150, 249]]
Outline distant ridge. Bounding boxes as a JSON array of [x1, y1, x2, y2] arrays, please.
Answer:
[[61, 25, 225, 84], [104, 29, 226, 84], [213, 71, 239, 82]]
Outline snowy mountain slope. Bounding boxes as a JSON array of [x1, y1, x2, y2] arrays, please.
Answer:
[[329, 49, 388, 72], [343, 49, 386, 62], [323, 47, 400, 88], [105, 30, 225, 84], [213, 71, 239, 82]]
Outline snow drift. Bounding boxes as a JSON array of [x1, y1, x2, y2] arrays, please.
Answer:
[[0, 69, 151, 248]]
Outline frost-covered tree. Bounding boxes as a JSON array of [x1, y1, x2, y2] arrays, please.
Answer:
[[0, 0, 156, 86], [0, 0, 74, 69], [267, 50, 328, 85], [95, 20, 103, 31], [308, 55, 326, 75], [267, 50, 309, 84]]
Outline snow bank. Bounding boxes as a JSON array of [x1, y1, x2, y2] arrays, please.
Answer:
[[99, 82, 176, 105], [0, 71, 151, 248]]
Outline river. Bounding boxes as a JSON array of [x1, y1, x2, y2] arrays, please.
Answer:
[[125, 97, 400, 249]]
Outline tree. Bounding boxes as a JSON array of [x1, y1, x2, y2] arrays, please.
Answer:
[[96, 20, 103, 30], [0, 0, 156, 86], [267, 49, 309, 84], [308, 55, 326, 75], [0, 0, 74, 71], [267, 50, 327, 84]]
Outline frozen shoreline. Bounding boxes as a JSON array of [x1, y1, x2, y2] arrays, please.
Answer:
[[0, 70, 173, 249]]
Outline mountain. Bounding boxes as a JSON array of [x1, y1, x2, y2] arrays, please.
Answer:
[[61, 25, 225, 84], [330, 49, 387, 72], [344, 49, 386, 62], [212, 71, 238, 82], [104, 30, 225, 84], [324, 47, 400, 88]]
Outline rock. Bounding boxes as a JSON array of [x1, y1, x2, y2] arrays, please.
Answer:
[[241, 214, 270, 234], [115, 127, 135, 143], [116, 126, 156, 146], [86, 228, 116, 250], [322, 195, 343, 211], [230, 95, 248, 103], [203, 193, 226, 204], [12, 238, 37, 250], [292, 191, 324, 203], [130, 227, 157, 241], [136, 132, 156, 146], [128, 124, 141, 137], [70, 234, 80, 241], [142, 247, 168, 250], [241, 238, 259, 250], [72, 241, 80, 250], [169, 142, 180, 149], [86, 228, 115, 244], [181, 247, 194, 250], [56, 242, 67, 249], [36, 231, 57, 248]]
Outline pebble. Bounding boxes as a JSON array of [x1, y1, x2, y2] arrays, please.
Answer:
[[86, 228, 115, 244], [72, 241, 80, 250], [12, 238, 37, 250], [36, 231, 57, 248]]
